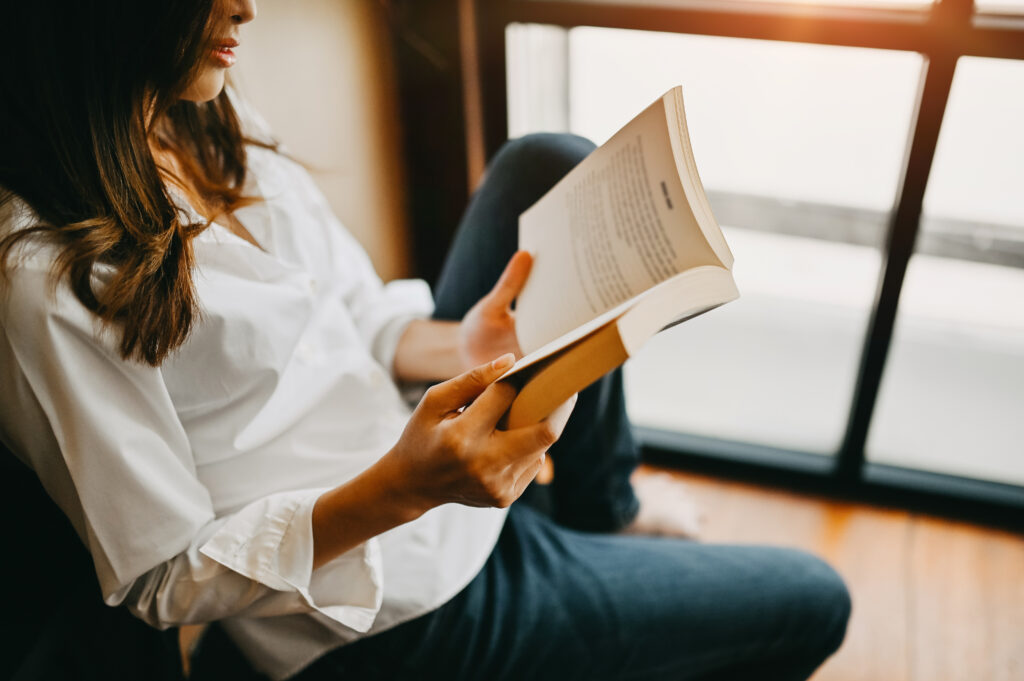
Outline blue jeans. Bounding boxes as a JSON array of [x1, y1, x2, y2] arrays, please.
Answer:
[[293, 134, 851, 681]]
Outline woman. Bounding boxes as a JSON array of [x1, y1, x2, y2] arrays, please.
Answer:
[[0, 1, 850, 679]]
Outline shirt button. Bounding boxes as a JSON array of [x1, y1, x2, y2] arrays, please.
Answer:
[[308, 278, 318, 294]]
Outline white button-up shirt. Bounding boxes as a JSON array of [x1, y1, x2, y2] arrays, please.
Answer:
[[0, 142, 507, 680]]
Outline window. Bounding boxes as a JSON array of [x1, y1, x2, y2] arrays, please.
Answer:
[[508, 26, 922, 454], [481, 0, 1024, 512]]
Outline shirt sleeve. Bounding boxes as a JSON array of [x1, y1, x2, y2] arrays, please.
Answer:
[[327, 228, 434, 374], [0, 257, 383, 631], [278, 155, 435, 374]]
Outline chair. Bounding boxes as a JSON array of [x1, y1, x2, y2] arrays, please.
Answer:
[[2, 442, 185, 680]]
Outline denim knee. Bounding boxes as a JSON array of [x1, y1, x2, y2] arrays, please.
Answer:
[[487, 133, 596, 193], [786, 549, 852, 659]]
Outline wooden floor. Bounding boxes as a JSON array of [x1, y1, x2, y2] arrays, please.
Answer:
[[644, 466, 1024, 681]]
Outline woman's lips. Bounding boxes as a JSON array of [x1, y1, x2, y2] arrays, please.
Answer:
[[212, 47, 236, 67], [212, 39, 239, 67]]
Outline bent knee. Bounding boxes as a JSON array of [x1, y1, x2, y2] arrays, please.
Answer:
[[779, 549, 852, 657], [490, 133, 596, 184]]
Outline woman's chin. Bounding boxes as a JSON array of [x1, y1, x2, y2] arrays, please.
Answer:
[[180, 71, 228, 103]]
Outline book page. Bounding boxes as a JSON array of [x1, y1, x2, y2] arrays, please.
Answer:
[[515, 91, 720, 355]]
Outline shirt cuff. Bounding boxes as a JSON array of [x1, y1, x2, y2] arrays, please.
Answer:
[[368, 279, 434, 375], [199, 488, 383, 633]]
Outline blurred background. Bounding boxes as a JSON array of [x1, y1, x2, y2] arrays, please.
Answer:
[[228, 2, 1022, 679], [233, 0, 1024, 502]]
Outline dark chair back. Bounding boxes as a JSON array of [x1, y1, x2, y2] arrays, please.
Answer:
[[2, 442, 184, 681]]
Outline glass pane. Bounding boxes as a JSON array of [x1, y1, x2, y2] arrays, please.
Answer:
[[566, 28, 921, 212], [507, 24, 569, 140], [975, 0, 1024, 14], [867, 57, 1024, 485], [507, 26, 923, 454], [626, 231, 881, 453]]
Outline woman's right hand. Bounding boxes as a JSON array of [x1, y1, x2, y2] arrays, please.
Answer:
[[312, 354, 574, 568], [385, 353, 575, 514]]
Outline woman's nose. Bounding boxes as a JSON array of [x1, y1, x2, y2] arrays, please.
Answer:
[[231, 0, 257, 25]]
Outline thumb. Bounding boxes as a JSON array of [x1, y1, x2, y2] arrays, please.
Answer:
[[486, 251, 532, 309], [423, 353, 517, 415], [535, 456, 555, 485]]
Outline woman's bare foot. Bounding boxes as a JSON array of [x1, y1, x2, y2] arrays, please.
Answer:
[[621, 471, 704, 539]]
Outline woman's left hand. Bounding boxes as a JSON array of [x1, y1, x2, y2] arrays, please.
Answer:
[[459, 251, 532, 370]]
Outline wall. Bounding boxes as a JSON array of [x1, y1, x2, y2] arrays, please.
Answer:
[[232, 0, 411, 280]]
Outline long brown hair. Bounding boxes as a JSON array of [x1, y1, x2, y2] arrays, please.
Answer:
[[0, 0, 272, 365]]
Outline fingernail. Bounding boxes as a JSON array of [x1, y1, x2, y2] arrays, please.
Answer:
[[491, 353, 515, 371]]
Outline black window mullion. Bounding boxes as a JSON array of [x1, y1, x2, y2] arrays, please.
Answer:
[[837, 0, 971, 477], [836, 55, 959, 478]]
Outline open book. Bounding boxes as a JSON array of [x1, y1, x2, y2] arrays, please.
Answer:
[[501, 86, 739, 428]]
